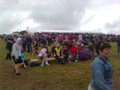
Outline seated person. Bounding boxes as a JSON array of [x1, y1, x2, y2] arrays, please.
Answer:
[[54, 45, 65, 64], [51, 42, 58, 55], [38, 45, 50, 66], [70, 43, 78, 62], [62, 45, 71, 63], [78, 44, 92, 60]]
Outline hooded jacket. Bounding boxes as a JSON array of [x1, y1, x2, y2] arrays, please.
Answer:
[[12, 38, 22, 59]]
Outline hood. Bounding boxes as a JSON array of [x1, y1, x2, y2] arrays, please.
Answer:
[[16, 38, 21, 45]]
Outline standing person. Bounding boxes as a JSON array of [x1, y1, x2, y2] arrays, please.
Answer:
[[12, 38, 23, 75], [47, 35, 52, 46], [95, 41, 101, 55], [32, 38, 39, 56], [117, 35, 120, 60], [88, 42, 95, 59], [88, 42, 113, 90], [5, 38, 13, 60], [21, 38, 27, 52], [58, 34, 63, 45], [25, 34, 32, 53], [40, 36, 46, 45], [78, 34, 83, 43]]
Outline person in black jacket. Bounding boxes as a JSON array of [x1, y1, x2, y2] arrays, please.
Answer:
[[5, 38, 13, 60], [63, 45, 70, 63]]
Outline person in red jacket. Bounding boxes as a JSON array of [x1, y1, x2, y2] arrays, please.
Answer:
[[70, 43, 78, 62]]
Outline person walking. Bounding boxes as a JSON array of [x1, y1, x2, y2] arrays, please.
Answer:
[[12, 38, 23, 75], [88, 42, 113, 90]]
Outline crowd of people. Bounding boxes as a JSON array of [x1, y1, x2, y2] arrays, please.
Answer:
[[1, 32, 120, 90], [3, 32, 118, 62]]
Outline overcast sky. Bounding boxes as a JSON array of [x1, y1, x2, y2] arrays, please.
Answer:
[[0, 0, 120, 34]]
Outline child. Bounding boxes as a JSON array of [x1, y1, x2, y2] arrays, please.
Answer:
[[21, 50, 27, 68]]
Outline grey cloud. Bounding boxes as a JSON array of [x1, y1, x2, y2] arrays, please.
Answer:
[[0, 0, 91, 34], [0, 0, 19, 12], [104, 17, 120, 34], [0, 0, 22, 34], [0, 10, 28, 34], [29, 0, 90, 30]]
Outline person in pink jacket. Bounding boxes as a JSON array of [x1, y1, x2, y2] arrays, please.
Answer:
[[38, 45, 49, 66]]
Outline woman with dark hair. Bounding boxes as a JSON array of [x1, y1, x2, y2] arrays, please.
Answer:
[[88, 42, 113, 90]]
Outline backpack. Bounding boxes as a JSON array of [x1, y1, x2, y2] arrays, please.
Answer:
[[78, 49, 92, 60], [30, 61, 40, 67]]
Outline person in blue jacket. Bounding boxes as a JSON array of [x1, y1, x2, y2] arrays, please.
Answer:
[[88, 42, 113, 90]]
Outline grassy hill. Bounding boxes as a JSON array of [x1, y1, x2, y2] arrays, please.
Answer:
[[0, 39, 120, 90]]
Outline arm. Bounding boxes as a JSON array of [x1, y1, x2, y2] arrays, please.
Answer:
[[54, 49, 58, 57], [21, 53, 25, 61], [60, 49, 62, 57]]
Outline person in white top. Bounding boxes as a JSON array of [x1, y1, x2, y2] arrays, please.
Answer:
[[12, 37, 22, 75], [38, 45, 49, 66], [78, 34, 83, 42]]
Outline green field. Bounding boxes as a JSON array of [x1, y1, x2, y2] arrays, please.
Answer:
[[0, 39, 120, 90]]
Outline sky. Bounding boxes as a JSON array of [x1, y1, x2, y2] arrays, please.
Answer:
[[0, 0, 120, 35]]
